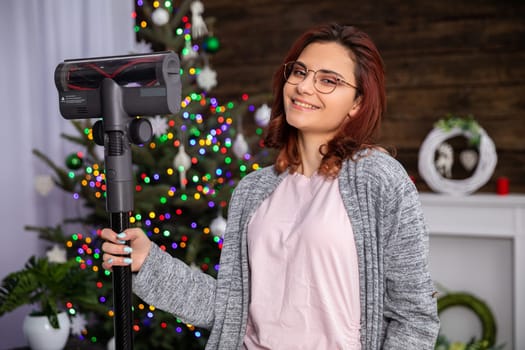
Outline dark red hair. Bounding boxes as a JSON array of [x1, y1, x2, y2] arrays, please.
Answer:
[[264, 23, 386, 177]]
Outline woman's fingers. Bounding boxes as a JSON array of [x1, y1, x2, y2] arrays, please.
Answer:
[[101, 255, 133, 271], [101, 241, 133, 255], [100, 228, 122, 243], [100, 227, 151, 272], [100, 227, 143, 242]]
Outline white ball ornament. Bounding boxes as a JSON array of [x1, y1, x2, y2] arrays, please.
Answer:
[[232, 133, 249, 159], [151, 8, 170, 26], [34, 174, 55, 196], [254, 103, 271, 127], [210, 214, 227, 237]]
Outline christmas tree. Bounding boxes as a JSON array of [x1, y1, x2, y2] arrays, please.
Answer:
[[30, 1, 273, 348]]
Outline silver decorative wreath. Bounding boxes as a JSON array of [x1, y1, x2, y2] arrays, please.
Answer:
[[418, 126, 497, 195]]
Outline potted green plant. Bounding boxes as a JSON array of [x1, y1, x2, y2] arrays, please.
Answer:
[[0, 251, 100, 349]]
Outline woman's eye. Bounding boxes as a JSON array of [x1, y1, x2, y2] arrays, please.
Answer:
[[293, 68, 307, 77], [319, 75, 338, 86]]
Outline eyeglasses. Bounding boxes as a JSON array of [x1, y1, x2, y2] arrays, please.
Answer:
[[283, 61, 357, 94]]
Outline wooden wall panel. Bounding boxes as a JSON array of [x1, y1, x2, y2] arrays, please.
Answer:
[[203, 0, 525, 193]]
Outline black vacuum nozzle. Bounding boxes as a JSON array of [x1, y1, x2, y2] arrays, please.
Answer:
[[55, 51, 181, 119]]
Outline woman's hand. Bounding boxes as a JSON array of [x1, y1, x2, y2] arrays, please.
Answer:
[[100, 227, 152, 272]]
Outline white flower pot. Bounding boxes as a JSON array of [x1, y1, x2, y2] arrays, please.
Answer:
[[23, 312, 70, 350]]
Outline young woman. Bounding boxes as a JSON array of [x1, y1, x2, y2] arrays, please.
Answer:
[[101, 23, 440, 349]]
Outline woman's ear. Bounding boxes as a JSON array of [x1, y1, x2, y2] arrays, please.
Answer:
[[348, 96, 361, 118]]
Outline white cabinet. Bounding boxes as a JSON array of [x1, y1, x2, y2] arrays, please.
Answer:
[[420, 193, 525, 349]]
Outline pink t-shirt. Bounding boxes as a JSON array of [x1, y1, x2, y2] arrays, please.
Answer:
[[243, 172, 361, 350]]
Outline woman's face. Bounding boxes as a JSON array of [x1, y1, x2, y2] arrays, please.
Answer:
[[283, 42, 360, 141]]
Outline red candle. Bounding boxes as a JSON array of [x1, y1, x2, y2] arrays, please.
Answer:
[[497, 176, 509, 195]]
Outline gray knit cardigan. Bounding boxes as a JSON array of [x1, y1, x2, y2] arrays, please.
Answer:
[[133, 150, 440, 349]]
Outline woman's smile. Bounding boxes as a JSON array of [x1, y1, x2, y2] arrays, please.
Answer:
[[292, 97, 320, 110]]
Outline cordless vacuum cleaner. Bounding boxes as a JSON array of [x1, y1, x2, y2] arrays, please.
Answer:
[[55, 51, 181, 349]]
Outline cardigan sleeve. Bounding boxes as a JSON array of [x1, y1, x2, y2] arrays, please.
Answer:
[[133, 243, 217, 329], [379, 162, 440, 349]]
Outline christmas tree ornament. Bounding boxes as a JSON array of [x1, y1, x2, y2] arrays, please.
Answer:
[[173, 144, 192, 189], [203, 36, 220, 53], [46, 245, 67, 263], [182, 38, 198, 62], [34, 174, 55, 196], [151, 7, 170, 26], [254, 103, 271, 127], [232, 133, 249, 159], [66, 152, 83, 170], [210, 213, 227, 237], [149, 115, 169, 137], [190, 0, 208, 38], [132, 39, 153, 54], [70, 314, 88, 336], [196, 65, 217, 91]]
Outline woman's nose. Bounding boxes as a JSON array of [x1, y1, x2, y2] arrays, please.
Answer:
[[296, 71, 316, 94]]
